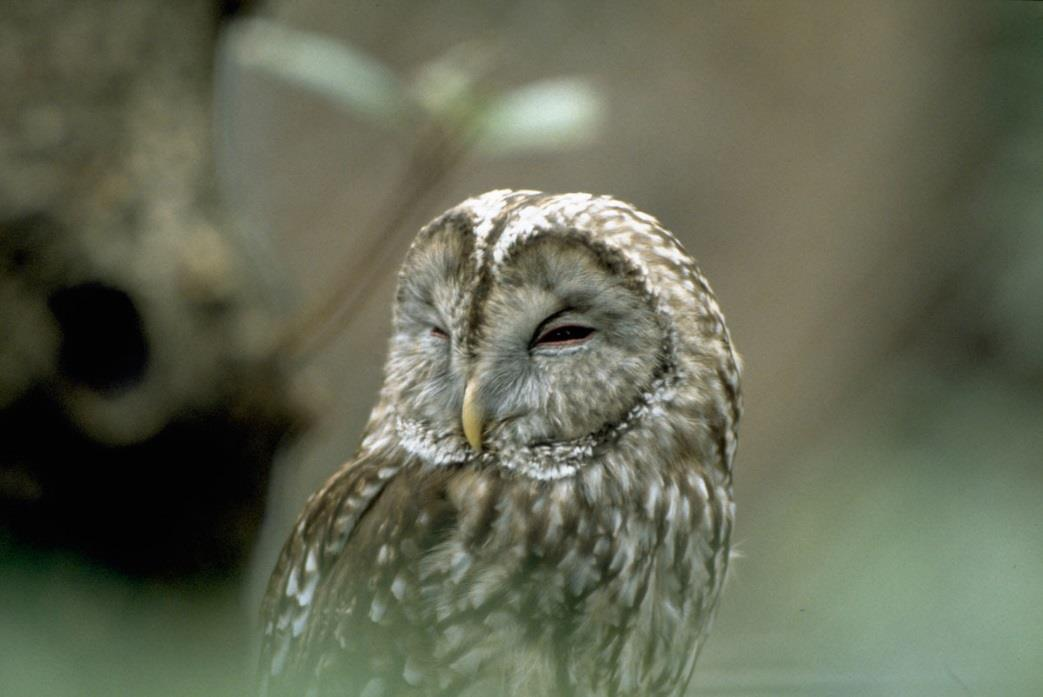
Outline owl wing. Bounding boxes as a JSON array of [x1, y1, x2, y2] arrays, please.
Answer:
[[258, 449, 400, 696], [258, 450, 459, 697]]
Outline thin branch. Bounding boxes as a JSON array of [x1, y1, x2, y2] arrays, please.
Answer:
[[277, 122, 475, 361]]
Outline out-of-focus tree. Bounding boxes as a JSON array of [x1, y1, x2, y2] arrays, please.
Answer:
[[0, 0, 306, 580]]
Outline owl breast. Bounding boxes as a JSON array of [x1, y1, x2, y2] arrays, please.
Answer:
[[360, 449, 733, 697]]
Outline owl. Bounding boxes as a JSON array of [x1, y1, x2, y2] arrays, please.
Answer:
[[259, 190, 741, 697]]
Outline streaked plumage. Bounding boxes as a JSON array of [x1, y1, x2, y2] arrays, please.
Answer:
[[259, 190, 741, 697]]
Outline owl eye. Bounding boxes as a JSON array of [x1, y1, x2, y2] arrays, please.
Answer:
[[430, 326, 449, 339], [532, 324, 595, 347]]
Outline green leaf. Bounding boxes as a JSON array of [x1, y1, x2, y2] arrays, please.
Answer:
[[476, 78, 605, 155], [226, 18, 411, 124], [409, 41, 496, 123]]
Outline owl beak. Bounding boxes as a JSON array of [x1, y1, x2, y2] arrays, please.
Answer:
[[462, 379, 483, 452]]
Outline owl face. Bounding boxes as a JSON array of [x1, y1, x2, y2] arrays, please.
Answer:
[[385, 206, 670, 468]]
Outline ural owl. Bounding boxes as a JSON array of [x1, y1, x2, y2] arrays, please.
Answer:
[[259, 190, 741, 697]]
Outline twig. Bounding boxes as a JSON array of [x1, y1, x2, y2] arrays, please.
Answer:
[[277, 121, 476, 361]]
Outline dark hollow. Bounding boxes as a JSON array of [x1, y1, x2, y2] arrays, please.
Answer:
[[48, 282, 150, 392]]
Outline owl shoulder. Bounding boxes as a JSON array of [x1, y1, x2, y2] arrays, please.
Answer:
[[257, 449, 406, 684]]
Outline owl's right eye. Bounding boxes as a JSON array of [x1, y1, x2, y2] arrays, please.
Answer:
[[430, 326, 449, 339]]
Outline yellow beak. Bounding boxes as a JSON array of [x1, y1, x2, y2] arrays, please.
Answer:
[[462, 379, 483, 452]]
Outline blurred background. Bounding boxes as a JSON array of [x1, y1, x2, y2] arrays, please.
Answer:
[[1, 1, 1040, 695]]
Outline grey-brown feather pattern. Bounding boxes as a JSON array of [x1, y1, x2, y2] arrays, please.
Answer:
[[259, 190, 741, 697]]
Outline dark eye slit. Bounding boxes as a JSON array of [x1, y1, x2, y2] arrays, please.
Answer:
[[530, 304, 596, 347], [529, 307, 570, 341], [533, 325, 594, 346]]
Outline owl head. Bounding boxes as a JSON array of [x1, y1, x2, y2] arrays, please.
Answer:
[[364, 190, 740, 481]]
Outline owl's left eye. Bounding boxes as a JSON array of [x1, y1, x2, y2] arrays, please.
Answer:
[[430, 326, 449, 339], [531, 324, 595, 347]]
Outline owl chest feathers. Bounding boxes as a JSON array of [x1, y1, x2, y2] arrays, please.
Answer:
[[270, 443, 732, 697]]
